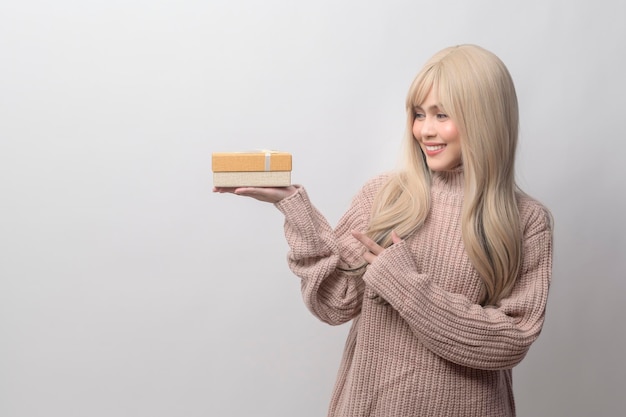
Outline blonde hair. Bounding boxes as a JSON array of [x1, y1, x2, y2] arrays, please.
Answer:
[[367, 45, 522, 306]]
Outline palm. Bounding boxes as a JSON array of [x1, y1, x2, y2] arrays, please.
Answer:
[[213, 185, 298, 203]]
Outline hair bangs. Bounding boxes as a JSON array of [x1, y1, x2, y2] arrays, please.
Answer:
[[406, 65, 439, 111]]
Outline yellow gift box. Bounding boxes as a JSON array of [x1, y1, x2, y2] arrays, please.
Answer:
[[212, 150, 292, 187]]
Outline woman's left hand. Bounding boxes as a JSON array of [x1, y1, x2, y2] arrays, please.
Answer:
[[351, 230, 402, 305], [351, 230, 402, 265]]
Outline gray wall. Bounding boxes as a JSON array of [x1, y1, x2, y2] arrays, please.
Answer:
[[1, 1, 624, 416]]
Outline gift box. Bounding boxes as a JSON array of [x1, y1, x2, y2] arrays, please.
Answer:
[[212, 150, 292, 187]]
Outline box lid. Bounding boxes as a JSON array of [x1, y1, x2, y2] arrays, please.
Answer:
[[212, 150, 292, 172]]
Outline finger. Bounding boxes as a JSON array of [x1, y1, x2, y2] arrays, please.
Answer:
[[213, 186, 262, 196], [235, 186, 298, 203], [351, 230, 384, 255], [232, 187, 258, 196], [213, 187, 239, 194], [233, 187, 280, 202], [391, 230, 402, 245], [361, 250, 377, 264], [235, 187, 278, 197]]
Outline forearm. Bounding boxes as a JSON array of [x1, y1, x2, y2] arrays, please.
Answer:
[[364, 239, 551, 370], [276, 187, 367, 324]]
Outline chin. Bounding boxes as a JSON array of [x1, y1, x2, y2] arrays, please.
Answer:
[[426, 159, 462, 172], [427, 163, 452, 172]]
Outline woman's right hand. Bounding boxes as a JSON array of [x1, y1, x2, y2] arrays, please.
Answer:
[[213, 185, 298, 203]]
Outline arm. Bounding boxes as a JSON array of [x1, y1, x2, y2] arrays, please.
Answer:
[[275, 186, 372, 325], [215, 176, 390, 325], [215, 184, 364, 323], [362, 204, 553, 370]]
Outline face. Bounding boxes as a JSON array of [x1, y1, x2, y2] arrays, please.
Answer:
[[412, 88, 462, 172]]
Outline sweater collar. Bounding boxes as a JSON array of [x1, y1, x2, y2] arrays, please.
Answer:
[[431, 166, 464, 195]]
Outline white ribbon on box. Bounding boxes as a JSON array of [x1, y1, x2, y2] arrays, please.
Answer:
[[263, 150, 271, 171]]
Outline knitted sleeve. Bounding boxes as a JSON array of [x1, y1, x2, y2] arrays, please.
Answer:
[[274, 178, 385, 325], [364, 201, 553, 370]]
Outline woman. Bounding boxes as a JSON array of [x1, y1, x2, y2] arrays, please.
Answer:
[[215, 44, 553, 417]]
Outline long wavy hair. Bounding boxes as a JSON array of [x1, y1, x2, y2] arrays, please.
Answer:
[[366, 44, 522, 306]]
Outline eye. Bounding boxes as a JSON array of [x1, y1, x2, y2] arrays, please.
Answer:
[[413, 111, 425, 120], [436, 113, 449, 120]]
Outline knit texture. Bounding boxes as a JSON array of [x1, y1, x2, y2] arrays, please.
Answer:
[[275, 169, 553, 417]]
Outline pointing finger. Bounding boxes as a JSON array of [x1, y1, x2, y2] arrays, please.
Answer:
[[351, 230, 384, 255]]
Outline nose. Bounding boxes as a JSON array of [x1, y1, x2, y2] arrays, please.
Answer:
[[420, 116, 436, 138]]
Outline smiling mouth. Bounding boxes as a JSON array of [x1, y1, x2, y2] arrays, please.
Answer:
[[425, 144, 445, 152]]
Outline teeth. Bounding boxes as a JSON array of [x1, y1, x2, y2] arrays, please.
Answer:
[[425, 145, 445, 151]]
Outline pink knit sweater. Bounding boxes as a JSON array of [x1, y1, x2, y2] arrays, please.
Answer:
[[275, 169, 552, 417]]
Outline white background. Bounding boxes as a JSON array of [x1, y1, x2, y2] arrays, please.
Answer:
[[1, 1, 625, 416]]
